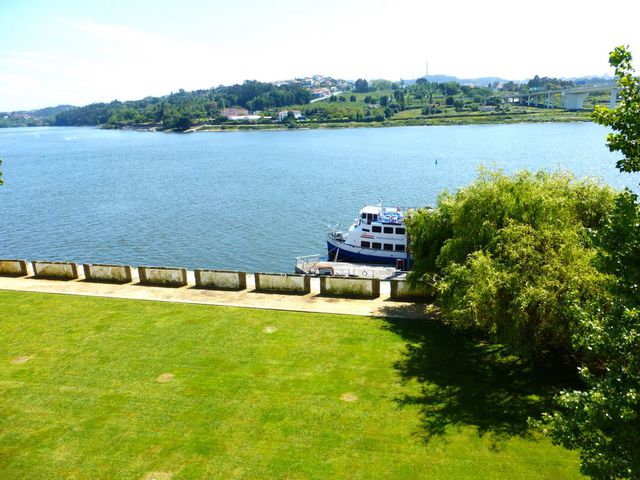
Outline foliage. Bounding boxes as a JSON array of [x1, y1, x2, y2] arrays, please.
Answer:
[[369, 79, 396, 91], [354, 78, 369, 93], [593, 46, 640, 173], [542, 46, 640, 480], [527, 75, 574, 90], [544, 205, 640, 478], [596, 189, 640, 300], [54, 81, 311, 130], [0, 105, 74, 128], [407, 169, 615, 357]]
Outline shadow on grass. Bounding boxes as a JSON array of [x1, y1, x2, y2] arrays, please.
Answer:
[[383, 316, 579, 442]]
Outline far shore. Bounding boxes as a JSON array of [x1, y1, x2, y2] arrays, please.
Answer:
[[0, 110, 593, 133], [131, 110, 594, 133]]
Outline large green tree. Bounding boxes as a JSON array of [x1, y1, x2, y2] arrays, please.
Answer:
[[593, 46, 640, 173], [354, 78, 369, 93], [544, 45, 640, 480], [407, 169, 615, 358]]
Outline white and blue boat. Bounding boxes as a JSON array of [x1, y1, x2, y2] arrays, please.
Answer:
[[327, 204, 409, 268]]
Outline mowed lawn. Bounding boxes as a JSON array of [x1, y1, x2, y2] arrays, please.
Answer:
[[0, 291, 583, 479]]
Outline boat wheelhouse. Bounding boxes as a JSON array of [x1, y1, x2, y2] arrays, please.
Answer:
[[327, 204, 409, 267]]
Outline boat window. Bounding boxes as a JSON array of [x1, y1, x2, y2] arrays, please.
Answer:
[[372, 226, 382, 233], [361, 213, 366, 219], [395, 244, 405, 252], [366, 213, 372, 224], [383, 226, 394, 234], [372, 242, 381, 250], [396, 227, 405, 235], [362, 228, 370, 232], [383, 244, 393, 251], [361, 241, 370, 248], [373, 214, 378, 220]]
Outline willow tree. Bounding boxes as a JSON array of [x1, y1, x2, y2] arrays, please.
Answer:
[[407, 169, 615, 358]]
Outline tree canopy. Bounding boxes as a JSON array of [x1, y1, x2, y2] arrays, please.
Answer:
[[53, 81, 311, 130], [592, 46, 640, 173], [543, 45, 640, 480], [407, 169, 615, 358], [354, 78, 369, 93]]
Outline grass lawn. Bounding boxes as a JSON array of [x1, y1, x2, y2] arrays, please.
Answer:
[[0, 291, 584, 479]]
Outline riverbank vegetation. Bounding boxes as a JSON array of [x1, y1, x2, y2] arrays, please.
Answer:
[[407, 46, 640, 479], [1, 72, 613, 131], [0, 291, 584, 479]]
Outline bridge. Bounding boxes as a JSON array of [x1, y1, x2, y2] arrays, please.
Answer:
[[504, 84, 618, 111]]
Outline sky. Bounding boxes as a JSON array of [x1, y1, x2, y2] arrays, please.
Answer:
[[1, 0, 639, 111]]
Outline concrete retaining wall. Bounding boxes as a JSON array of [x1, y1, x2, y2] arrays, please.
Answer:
[[254, 272, 310, 294], [0, 259, 28, 277], [138, 266, 187, 287], [83, 263, 132, 283], [194, 269, 247, 290], [389, 280, 434, 301], [320, 276, 380, 299], [32, 261, 79, 280]]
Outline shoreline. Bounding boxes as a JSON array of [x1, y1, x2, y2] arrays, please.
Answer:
[[189, 113, 592, 133], [1, 111, 593, 133]]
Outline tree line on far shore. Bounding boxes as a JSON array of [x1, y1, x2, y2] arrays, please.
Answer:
[[53, 81, 311, 130]]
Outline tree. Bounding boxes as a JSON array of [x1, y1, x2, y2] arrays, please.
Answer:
[[407, 169, 615, 358], [544, 45, 640, 480], [349, 95, 356, 102], [380, 95, 389, 106], [354, 78, 369, 93], [171, 115, 192, 131], [593, 46, 640, 173]]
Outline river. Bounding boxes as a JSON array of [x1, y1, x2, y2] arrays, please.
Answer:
[[0, 123, 637, 272]]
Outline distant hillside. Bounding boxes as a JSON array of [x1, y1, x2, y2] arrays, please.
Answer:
[[406, 74, 613, 87], [32, 105, 75, 118], [571, 75, 615, 85], [1, 71, 615, 131], [53, 81, 312, 131], [0, 104, 75, 128], [403, 75, 510, 86]]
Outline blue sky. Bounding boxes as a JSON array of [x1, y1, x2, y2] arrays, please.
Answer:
[[1, 0, 639, 110]]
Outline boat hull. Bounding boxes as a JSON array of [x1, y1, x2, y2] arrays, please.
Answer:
[[327, 240, 407, 265]]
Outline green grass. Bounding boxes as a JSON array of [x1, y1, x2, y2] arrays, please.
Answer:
[[0, 291, 584, 479]]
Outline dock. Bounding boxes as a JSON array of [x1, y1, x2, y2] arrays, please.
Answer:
[[295, 255, 406, 280]]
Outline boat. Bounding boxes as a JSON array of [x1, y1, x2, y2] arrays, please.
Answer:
[[327, 203, 410, 268]]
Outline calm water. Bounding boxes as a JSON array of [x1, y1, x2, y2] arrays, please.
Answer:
[[1, 124, 638, 272]]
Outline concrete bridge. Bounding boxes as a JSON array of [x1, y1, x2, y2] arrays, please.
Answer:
[[505, 84, 618, 111]]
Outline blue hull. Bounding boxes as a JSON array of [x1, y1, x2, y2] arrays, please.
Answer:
[[327, 241, 405, 265]]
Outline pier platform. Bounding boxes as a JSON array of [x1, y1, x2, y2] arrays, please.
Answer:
[[295, 255, 406, 280]]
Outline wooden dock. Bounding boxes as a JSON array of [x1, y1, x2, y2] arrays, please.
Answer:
[[295, 255, 406, 280]]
